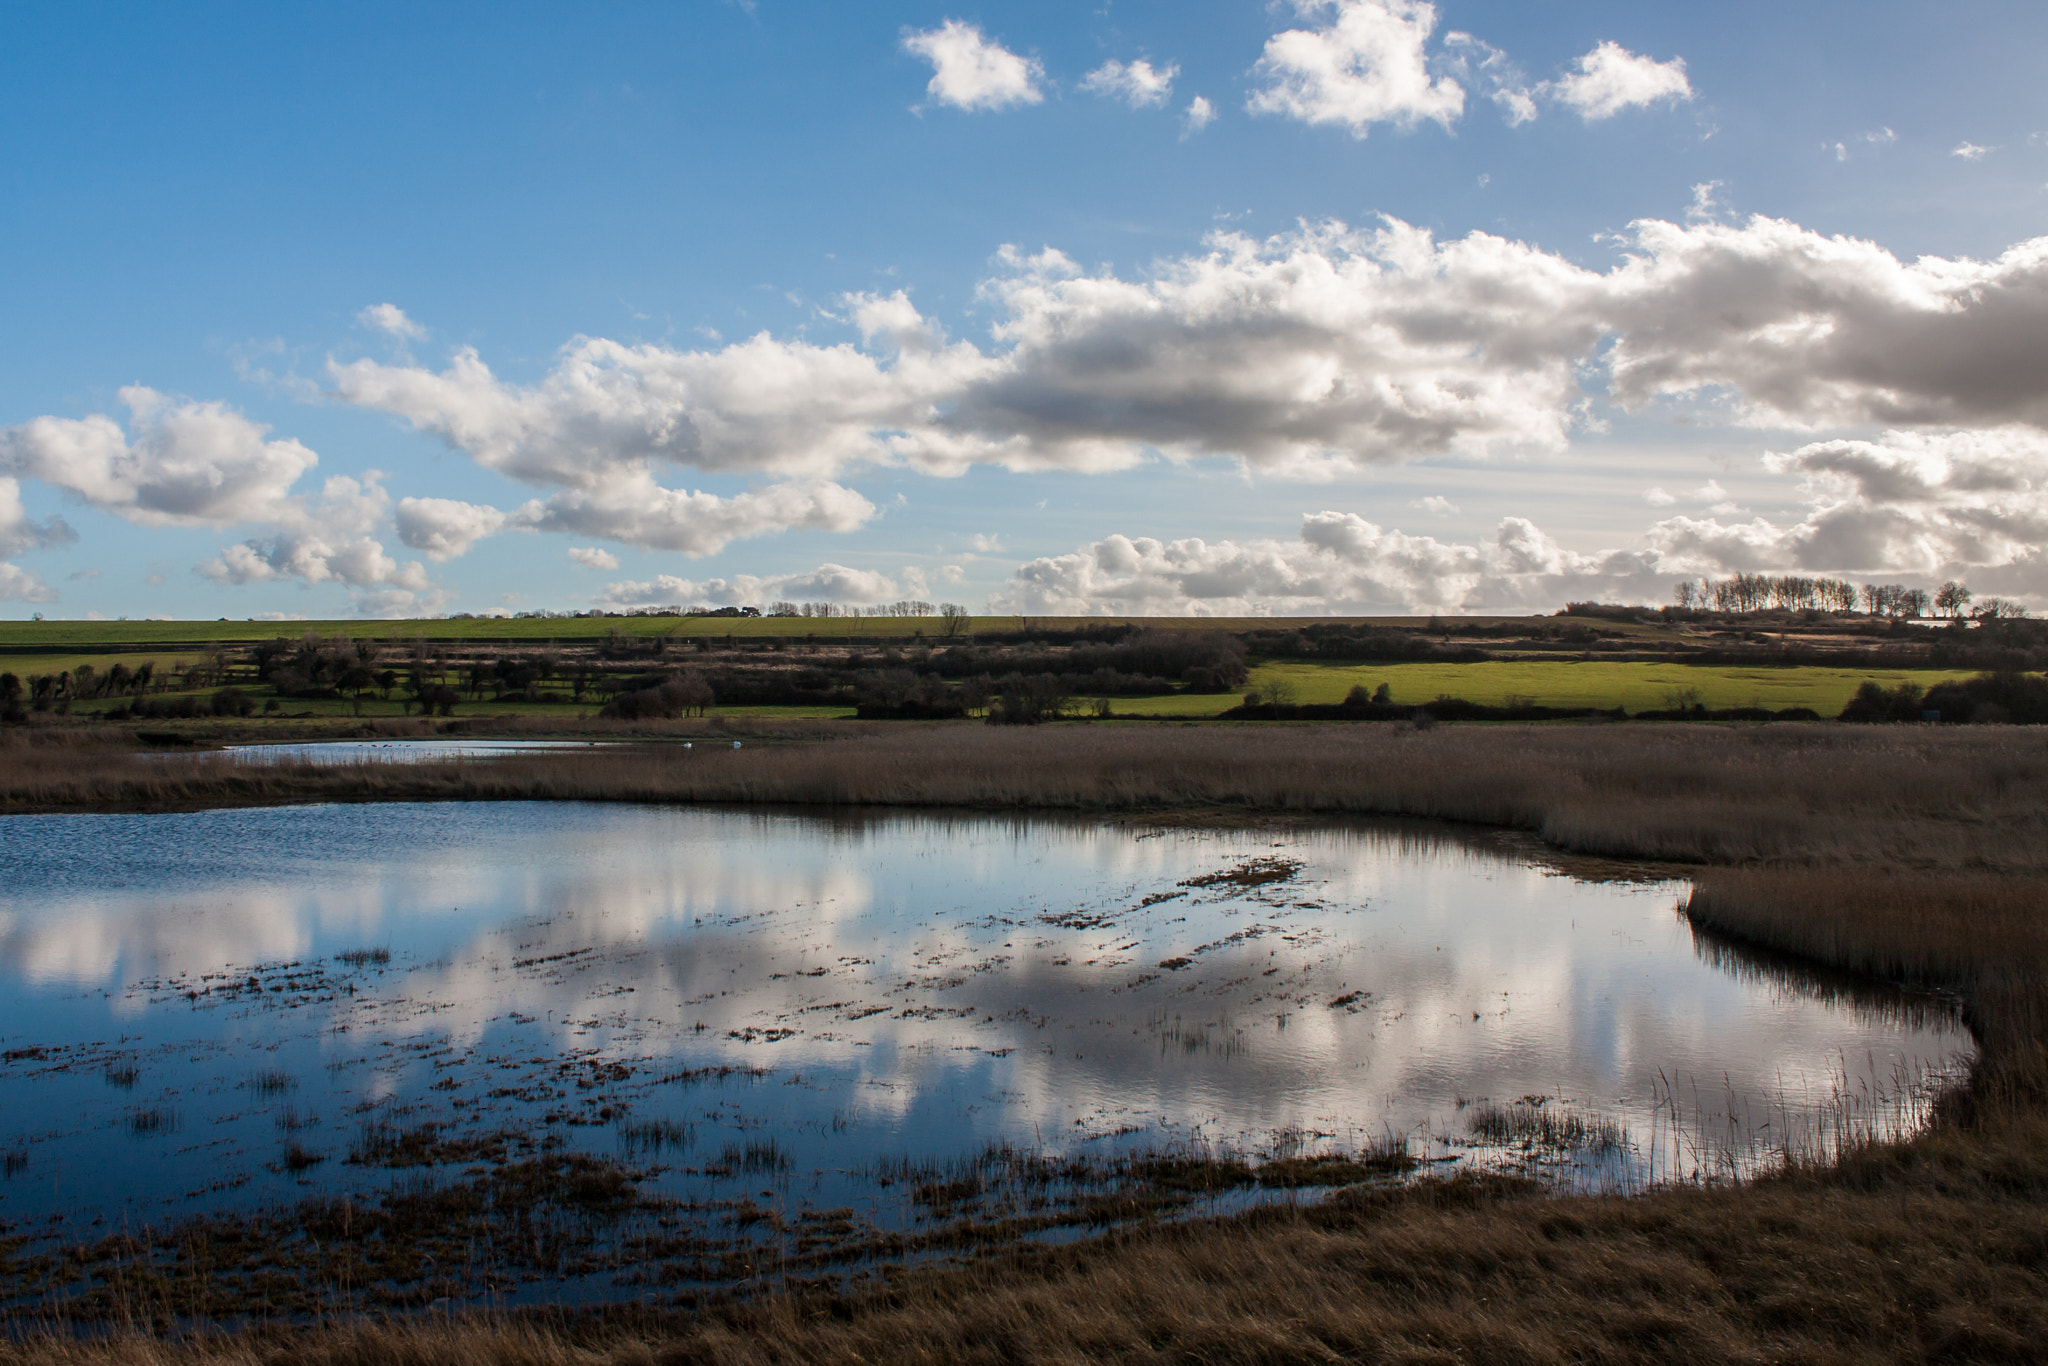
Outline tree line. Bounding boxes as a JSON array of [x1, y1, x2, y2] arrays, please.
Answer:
[[1670, 574, 2026, 620]]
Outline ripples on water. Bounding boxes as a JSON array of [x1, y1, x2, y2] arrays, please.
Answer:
[[0, 803, 1971, 1309]]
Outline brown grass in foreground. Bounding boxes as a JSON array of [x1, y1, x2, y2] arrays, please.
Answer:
[[3, 721, 2046, 1363]]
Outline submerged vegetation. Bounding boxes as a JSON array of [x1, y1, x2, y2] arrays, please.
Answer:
[[1, 719, 2045, 1360]]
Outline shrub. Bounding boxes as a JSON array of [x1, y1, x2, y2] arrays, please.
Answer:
[[210, 687, 256, 717], [1839, 680, 1927, 723], [602, 673, 714, 720]]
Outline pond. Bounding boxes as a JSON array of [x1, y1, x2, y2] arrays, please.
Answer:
[[217, 739, 626, 764], [0, 803, 1970, 1314]]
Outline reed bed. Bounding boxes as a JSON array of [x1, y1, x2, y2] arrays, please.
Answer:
[[4, 719, 2047, 1363], [6, 721, 2045, 870]]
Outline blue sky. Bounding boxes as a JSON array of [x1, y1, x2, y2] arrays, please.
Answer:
[[3, 0, 2046, 619]]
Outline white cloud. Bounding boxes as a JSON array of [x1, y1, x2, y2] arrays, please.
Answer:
[[394, 496, 508, 559], [1952, 142, 1990, 161], [1182, 95, 1217, 136], [358, 303, 426, 340], [567, 546, 620, 570], [1602, 216, 2048, 431], [0, 477, 74, 557], [995, 513, 1667, 616], [998, 424, 2048, 615], [1247, 0, 1464, 138], [0, 389, 435, 605], [1411, 495, 1459, 515], [1546, 42, 1692, 121], [1441, 31, 1535, 125], [0, 387, 316, 528], [329, 308, 994, 484], [350, 586, 454, 619], [331, 215, 2048, 497], [1651, 428, 2048, 587], [1081, 58, 1176, 109], [902, 20, 1043, 112], [598, 562, 899, 610], [195, 473, 433, 606], [0, 562, 55, 603], [513, 476, 876, 556]]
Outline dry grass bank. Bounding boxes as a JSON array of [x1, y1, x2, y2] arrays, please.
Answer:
[[4, 721, 2047, 1363], [6, 721, 2045, 869]]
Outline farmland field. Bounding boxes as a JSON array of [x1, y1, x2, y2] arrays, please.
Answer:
[[1100, 660, 1978, 718]]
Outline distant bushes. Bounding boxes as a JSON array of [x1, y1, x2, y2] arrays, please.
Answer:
[[985, 674, 1073, 725], [1221, 683, 1820, 725], [1842, 672, 2048, 724], [601, 672, 714, 720]]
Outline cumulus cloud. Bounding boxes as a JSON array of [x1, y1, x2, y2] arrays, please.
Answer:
[[1182, 95, 1217, 136], [597, 562, 899, 610], [1545, 41, 1693, 121], [0, 477, 74, 557], [995, 419, 2048, 615], [995, 514, 1667, 616], [998, 425, 2048, 615], [331, 215, 2048, 500], [567, 546, 619, 570], [0, 387, 316, 527], [1645, 429, 2048, 598], [195, 472, 432, 602], [1952, 142, 1990, 161], [394, 496, 508, 559], [513, 476, 876, 556], [329, 309, 992, 483], [902, 20, 1043, 112], [0, 562, 55, 603], [1081, 58, 1176, 108], [0, 388, 435, 608], [1247, 0, 1464, 137], [1602, 216, 2048, 430], [358, 303, 426, 340]]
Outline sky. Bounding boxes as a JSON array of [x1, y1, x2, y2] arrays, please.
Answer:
[[3, 0, 2047, 621]]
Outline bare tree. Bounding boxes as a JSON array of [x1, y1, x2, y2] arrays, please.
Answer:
[[1934, 580, 1973, 618]]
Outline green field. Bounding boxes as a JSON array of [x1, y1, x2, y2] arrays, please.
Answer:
[[0, 614, 1534, 649], [1095, 660, 1977, 718]]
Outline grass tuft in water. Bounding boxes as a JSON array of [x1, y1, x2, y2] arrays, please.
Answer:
[[336, 946, 391, 967], [618, 1118, 693, 1157], [281, 1142, 326, 1172], [247, 1069, 297, 1096], [1468, 1097, 1626, 1155], [127, 1107, 180, 1137]]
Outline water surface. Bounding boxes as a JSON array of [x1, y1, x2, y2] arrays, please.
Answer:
[[0, 803, 1969, 1302]]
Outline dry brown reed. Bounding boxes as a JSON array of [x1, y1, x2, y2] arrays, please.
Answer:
[[7, 721, 2046, 870], [5, 719, 2048, 1363]]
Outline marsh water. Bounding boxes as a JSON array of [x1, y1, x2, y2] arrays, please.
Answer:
[[218, 739, 622, 764], [0, 803, 1970, 1307]]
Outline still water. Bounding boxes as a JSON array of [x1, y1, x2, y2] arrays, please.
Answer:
[[0, 803, 1969, 1293], [218, 739, 621, 764]]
